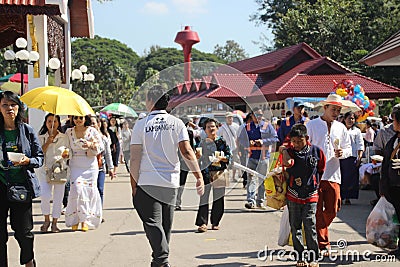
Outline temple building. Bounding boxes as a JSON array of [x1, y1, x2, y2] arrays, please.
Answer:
[[170, 43, 400, 118]]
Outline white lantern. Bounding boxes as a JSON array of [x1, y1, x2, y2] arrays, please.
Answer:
[[71, 69, 83, 80], [79, 65, 88, 73], [85, 73, 95, 82], [48, 57, 61, 70], [15, 37, 27, 49], [15, 50, 30, 61], [29, 51, 40, 62], [4, 50, 16, 61]]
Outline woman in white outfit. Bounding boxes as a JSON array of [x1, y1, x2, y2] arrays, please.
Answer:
[[65, 115, 104, 231], [37, 113, 69, 233]]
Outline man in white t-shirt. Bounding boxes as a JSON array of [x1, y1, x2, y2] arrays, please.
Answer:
[[306, 94, 352, 255], [130, 85, 204, 267], [217, 112, 240, 180]]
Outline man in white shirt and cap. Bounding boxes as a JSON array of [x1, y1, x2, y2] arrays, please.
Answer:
[[306, 94, 353, 255]]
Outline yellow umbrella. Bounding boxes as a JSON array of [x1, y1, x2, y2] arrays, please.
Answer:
[[20, 86, 94, 116]]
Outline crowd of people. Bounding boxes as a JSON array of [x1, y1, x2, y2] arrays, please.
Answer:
[[2, 87, 400, 267]]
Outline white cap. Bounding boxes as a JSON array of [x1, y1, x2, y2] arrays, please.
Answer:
[[370, 155, 383, 162]]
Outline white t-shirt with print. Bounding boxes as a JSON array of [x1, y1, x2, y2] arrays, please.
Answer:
[[306, 117, 351, 184], [131, 110, 189, 188]]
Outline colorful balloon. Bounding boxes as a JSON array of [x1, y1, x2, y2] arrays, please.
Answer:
[[336, 88, 348, 97], [354, 84, 361, 94], [357, 112, 369, 122], [342, 79, 354, 89], [363, 99, 370, 109], [369, 100, 376, 110]]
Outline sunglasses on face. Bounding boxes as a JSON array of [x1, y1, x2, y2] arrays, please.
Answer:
[[73, 116, 84, 120]]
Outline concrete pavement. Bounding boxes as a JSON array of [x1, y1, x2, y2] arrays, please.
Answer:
[[7, 167, 399, 266]]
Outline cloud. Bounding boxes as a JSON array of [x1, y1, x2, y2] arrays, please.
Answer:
[[172, 0, 208, 14], [140, 2, 169, 15]]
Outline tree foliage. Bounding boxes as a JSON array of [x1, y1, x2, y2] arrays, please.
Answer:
[[135, 47, 225, 86], [213, 40, 248, 63], [251, 0, 400, 102], [71, 35, 140, 107]]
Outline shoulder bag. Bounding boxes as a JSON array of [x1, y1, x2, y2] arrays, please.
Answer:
[[210, 170, 229, 188], [1, 131, 31, 203]]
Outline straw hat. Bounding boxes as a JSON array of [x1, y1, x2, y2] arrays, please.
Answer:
[[314, 94, 361, 113]]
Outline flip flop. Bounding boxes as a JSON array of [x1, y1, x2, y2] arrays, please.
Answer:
[[40, 221, 50, 233]]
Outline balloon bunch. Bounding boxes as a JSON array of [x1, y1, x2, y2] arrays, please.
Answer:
[[333, 79, 376, 122]]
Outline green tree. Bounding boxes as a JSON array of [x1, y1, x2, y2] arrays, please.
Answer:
[[71, 35, 140, 106], [213, 40, 248, 63], [135, 47, 225, 86], [252, 0, 400, 88]]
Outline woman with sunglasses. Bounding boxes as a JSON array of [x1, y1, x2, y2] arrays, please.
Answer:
[[90, 117, 114, 213], [37, 113, 69, 233], [65, 115, 104, 231], [0, 91, 44, 267]]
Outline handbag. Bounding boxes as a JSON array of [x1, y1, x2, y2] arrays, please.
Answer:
[[7, 184, 31, 203], [1, 131, 31, 203], [210, 170, 229, 188], [46, 159, 68, 184]]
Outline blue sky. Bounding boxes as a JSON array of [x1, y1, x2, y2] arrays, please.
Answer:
[[92, 0, 272, 57]]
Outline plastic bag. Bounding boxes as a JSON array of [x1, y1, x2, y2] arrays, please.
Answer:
[[278, 205, 290, 246], [265, 170, 287, 210], [264, 175, 276, 196], [366, 197, 399, 249]]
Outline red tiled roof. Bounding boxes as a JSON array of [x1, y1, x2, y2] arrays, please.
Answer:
[[206, 73, 262, 98], [264, 73, 400, 100], [169, 89, 210, 106], [170, 43, 400, 106], [209, 58, 348, 99], [228, 43, 322, 74], [259, 57, 349, 96]]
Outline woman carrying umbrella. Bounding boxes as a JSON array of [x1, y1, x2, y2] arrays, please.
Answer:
[[0, 91, 43, 267], [37, 113, 69, 233], [65, 115, 104, 231]]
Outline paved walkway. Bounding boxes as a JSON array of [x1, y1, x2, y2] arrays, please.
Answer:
[[7, 167, 399, 266]]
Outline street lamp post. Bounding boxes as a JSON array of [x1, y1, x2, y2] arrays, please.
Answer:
[[71, 65, 95, 100], [3, 37, 61, 94], [3, 37, 39, 96]]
